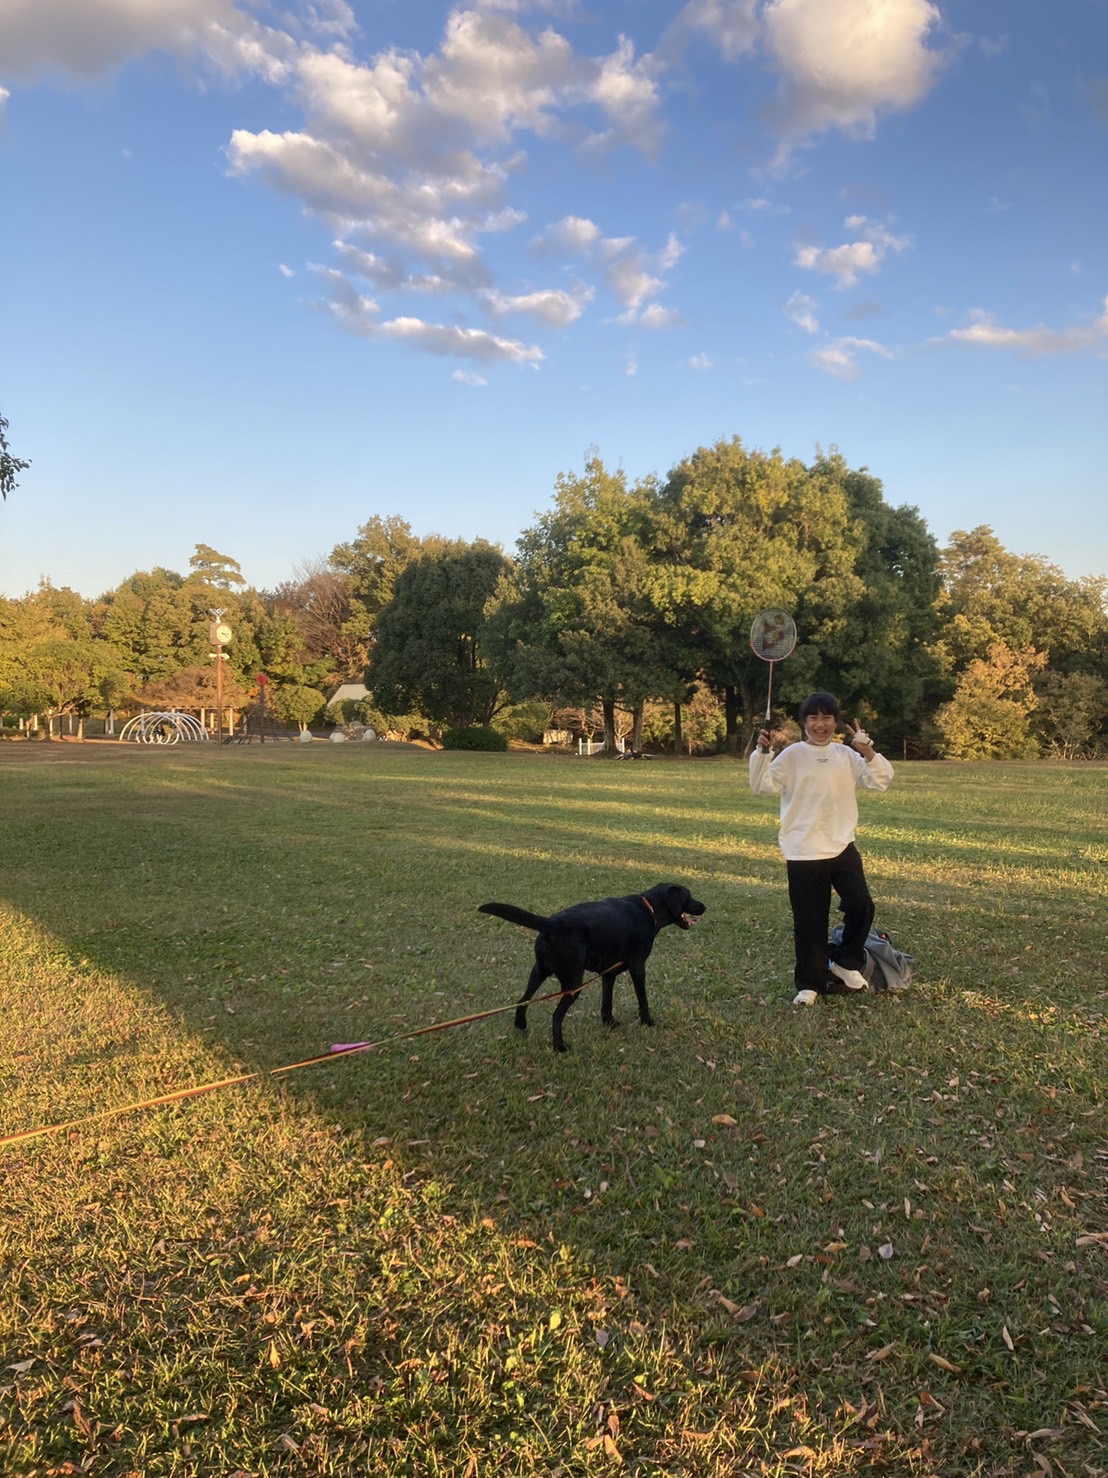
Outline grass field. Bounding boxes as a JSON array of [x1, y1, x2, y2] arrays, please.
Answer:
[[1, 740, 1105, 1477]]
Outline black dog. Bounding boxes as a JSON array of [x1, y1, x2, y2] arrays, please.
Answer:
[[478, 883, 706, 1052]]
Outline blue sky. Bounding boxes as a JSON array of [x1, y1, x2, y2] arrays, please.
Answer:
[[2, 0, 1106, 600]]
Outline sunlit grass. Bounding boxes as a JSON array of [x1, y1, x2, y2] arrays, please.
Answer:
[[1, 744, 1105, 1475]]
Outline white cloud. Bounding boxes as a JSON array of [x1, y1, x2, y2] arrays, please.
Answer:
[[795, 215, 910, 287], [667, 0, 760, 62], [785, 289, 820, 333], [939, 298, 1108, 355], [278, 262, 295, 278], [587, 34, 664, 152], [659, 233, 684, 271], [689, 352, 714, 371], [482, 285, 593, 326], [0, 2, 675, 365], [316, 270, 544, 363], [0, 0, 293, 84], [379, 316, 543, 362], [796, 240, 881, 287], [541, 215, 679, 320], [538, 215, 604, 252], [422, 8, 584, 145], [452, 369, 488, 387], [763, 0, 945, 150], [637, 303, 682, 329], [334, 242, 449, 294], [809, 335, 893, 378]]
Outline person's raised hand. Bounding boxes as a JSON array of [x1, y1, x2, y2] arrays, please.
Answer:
[[845, 718, 873, 753]]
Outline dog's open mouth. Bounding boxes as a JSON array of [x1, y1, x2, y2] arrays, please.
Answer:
[[679, 912, 700, 928]]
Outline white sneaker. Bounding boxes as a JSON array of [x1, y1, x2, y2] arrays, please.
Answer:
[[829, 961, 867, 991], [792, 988, 819, 1006]]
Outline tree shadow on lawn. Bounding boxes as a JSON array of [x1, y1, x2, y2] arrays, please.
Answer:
[[2, 744, 1106, 1474]]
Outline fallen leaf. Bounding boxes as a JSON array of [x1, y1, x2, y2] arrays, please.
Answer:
[[712, 1114, 737, 1127], [928, 1353, 962, 1374], [866, 1343, 896, 1362], [714, 1296, 759, 1323], [878, 1242, 896, 1260], [785, 1254, 804, 1268], [1001, 1324, 1015, 1351]]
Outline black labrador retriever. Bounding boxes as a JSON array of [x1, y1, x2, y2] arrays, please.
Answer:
[[478, 882, 706, 1052]]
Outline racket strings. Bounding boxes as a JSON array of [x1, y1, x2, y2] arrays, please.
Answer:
[[750, 613, 797, 662]]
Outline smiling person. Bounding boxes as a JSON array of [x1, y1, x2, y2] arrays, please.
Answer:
[[749, 692, 895, 1006]]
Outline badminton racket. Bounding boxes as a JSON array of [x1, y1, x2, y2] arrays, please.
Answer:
[[750, 608, 797, 730]]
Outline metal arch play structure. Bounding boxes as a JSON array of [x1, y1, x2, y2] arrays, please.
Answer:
[[118, 711, 209, 745]]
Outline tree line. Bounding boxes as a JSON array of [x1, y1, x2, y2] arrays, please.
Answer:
[[2, 438, 1107, 758]]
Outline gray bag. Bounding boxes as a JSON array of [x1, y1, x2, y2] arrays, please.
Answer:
[[831, 924, 913, 992]]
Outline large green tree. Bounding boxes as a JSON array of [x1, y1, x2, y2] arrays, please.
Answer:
[[369, 540, 512, 730], [330, 515, 425, 679], [807, 452, 942, 750], [931, 526, 1108, 755], [653, 438, 864, 753], [489, 456, 686, 753]]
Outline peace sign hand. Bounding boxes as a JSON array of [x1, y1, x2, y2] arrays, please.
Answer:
[[845, 719, 874, 756]]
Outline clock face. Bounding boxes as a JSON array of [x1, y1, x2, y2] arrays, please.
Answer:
[[214, 623, 233, 645]]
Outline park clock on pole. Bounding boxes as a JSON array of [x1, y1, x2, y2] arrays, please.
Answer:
[[211, 622, 233, 645]]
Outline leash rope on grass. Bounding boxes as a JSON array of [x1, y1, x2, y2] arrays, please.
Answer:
[[0, 965, 624, 1150]]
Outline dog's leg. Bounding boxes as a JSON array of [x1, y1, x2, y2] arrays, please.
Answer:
[[514, 961, 549, 1034], [550, 968, 584, 1053], [629, 964, 654, 1028], [601, 969, 619, 1029]]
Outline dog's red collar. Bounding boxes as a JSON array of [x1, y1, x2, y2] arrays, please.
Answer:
[[639, 895, 655, 916]]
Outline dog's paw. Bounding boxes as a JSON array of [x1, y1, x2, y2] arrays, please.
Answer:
[[642, 1014, 656, 1027], [603, 1016, 620, 1030], [553, 1041, 569, 1053]]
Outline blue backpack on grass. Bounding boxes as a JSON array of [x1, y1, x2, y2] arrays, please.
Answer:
[[830, 924, 913, 993]]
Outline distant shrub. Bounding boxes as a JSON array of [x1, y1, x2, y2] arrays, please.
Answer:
[[441, 726, 508, 752], [492, 700, 549, 743]]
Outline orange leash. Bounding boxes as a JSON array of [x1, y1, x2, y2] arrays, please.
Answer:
[[0, 967, 623, 1151]]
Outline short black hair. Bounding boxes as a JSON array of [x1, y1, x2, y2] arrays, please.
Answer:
[[799, 691, 840, 722]]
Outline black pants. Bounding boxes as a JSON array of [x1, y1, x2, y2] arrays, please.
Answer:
[[785, 843, 874, 994]]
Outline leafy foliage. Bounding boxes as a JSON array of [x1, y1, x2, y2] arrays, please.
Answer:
[[441, 724, 509, 751], [0, 412, 30, 501], [369, 540, 512, 729]]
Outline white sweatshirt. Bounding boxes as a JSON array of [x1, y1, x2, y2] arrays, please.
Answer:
[[749, 740, 894, 861]]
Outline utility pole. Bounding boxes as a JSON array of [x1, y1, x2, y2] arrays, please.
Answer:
[[209, 609, 233, 744]]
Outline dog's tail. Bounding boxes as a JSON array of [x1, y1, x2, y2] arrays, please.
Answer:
[[478, 901, 549, 932]]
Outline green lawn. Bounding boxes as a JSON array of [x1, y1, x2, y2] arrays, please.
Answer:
[[1, 741, 1105, 1476]]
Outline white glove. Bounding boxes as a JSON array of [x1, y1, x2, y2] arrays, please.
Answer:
[[850, 727, 872, 748]]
